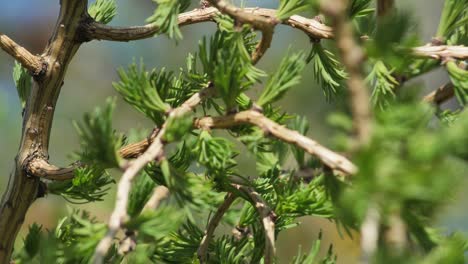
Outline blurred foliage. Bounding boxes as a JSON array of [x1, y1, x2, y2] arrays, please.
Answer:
[[88, 0, 117, 24]]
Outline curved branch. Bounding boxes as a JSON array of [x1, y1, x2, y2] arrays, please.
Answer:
[[236, 185, 276, 264], [25, 159, 75, 181], [194, 110, 357, 175], [85, 7, 333, 42], [197, 192, 237, 263], [0, 33, 43, 75], [142, 186, 170, 211], [92, 86, 214, 264]]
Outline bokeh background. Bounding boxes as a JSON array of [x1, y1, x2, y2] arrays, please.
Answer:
[[0, 1, 466, 263]]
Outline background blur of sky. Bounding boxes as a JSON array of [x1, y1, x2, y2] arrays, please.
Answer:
[[0, 1, 466, 263]]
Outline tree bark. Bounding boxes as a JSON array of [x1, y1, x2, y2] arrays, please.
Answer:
[[0, 1, 88, 262]]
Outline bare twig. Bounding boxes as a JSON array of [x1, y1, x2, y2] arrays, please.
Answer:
[[412, 45, 468, 60], [25, 159, 75, 181], [377, 0, 395, 17], [194, 110, 357, 175], [235, 185, 276, 264], [384, 211, 408, 254], [206, 0, 277, 64], [142, 186, 170, 211], [197, 193, 237, 263], [423, 83, 455, 105], [360, 205, 381, 264], [84, 6, 467, 62], [118, 186, 169, 255], [85, 7, 332, 42], [92, 86, 214, 264], [0, 33, 43, 75], [321, 0, 372, 146]]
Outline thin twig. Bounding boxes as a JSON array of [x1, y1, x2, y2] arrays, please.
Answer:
[[412, 45, 468, 60], [119, 186, 169, 255], [197, 193, 237, 263], [321, 0, 372, 146], [24, 159, 75, 181], [92, 86, 214, 264], [206, 0, 277, 64], [0, 33, 43, 75], [423, 82, 454, 105], [142, 186, 170, 211], [377, 0, 395, 17], [194, 110, 357, 175], [360, 204, 380, 264], [235, 185, 276, 264]]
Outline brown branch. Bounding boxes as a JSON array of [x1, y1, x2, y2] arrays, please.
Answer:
[[197, 193, 237, 263], [206, 0, 277, 64], [235, 185, 276, 264], [423, 83, 454, 105], [92, 86, 213, 264], [360, 204, 380, 264], [0, 0, 88, 262], [85, 7, 332, 42], [377, 0, 395, 17], [85, 6, 466, 62], [321, 0, 372, 146], [0, 33, 43, 75], [142, 186, 170, 211], [412, 45, 468, 60], [119, 186, 169, 255], [194, 110, 357, 175], [25, 159, 75, 181]]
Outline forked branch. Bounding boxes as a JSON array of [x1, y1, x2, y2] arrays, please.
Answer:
[[92, 86, 214, 264]]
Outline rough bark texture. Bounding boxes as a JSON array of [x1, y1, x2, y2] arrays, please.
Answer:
[[0, 1, 88, 261]]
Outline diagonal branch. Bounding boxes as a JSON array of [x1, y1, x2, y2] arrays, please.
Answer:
[[197, 192, 237, 263], [377, 0, 395, 17], [142, 186, 170, 212], [235, 185, 276, 264], [194, 110, 357, 175], [0, 33, 43, 75], [423, 82, 454, 105], [92, 86, 214, 264]]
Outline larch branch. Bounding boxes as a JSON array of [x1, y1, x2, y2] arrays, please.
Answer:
[[92, 86, 214, 264], [85, 7, 332, 42], [236, 185, 276, 264], [0, 33, 43, 75], [412, 45, 468, 60], [194, 110, 357, 175], [142, 186, 170, 211], [423, 83, 454, 105], [197, 192, 237, 263], [377, 0, 395, 17], [321, 0, 372, 146], [25, 159, 75, 181]]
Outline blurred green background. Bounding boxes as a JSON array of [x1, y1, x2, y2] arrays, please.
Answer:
[[0, 1, 466, 263]]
